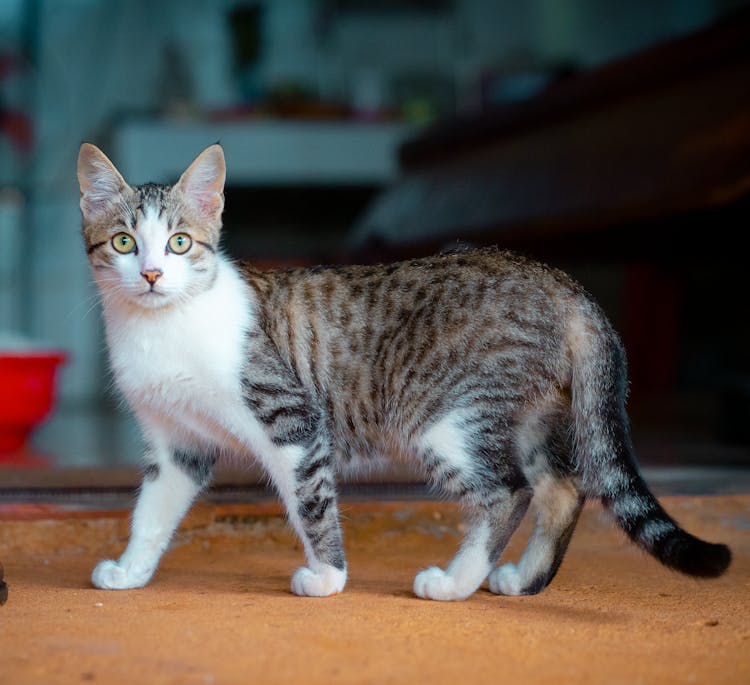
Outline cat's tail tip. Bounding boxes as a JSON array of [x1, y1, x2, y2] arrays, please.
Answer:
[[657, 531, 731, 578], [601, 478, 732, 579]]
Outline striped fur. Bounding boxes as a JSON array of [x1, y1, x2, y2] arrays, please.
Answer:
[[79, 144, 730, 600]]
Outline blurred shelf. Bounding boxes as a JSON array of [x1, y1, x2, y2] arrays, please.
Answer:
[[113, 119, 415, 186], [355, 10, 750, 248]]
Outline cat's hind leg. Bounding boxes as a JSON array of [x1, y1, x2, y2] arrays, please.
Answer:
[[91, 446, 211, 590], [487, 395, 583, 596], [413, 486, 533, 601], [412, 414, 532, 600], [488, 474, 583, 596]]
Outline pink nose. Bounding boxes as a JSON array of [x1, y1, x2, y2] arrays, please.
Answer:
[[141, 269, 163, 285]]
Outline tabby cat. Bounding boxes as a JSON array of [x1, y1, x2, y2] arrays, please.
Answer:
[[77, 143, 730, 600]]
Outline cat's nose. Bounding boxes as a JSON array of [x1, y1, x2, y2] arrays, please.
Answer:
[[141, 269, 163, 285]]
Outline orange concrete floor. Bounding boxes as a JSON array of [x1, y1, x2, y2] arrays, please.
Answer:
[[0, 496, 748, 685]]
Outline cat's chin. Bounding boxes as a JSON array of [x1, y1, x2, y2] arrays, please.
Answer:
[[134, 290, 176, 309]]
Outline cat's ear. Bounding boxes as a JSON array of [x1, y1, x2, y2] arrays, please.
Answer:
[[77, 143, 128, 221], [175, 144, 226, 220]]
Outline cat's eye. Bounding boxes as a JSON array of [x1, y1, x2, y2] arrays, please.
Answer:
[[112, 232, 136, 254], [167, 233, 192, 255]]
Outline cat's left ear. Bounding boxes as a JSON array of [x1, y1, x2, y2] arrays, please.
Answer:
[[175, 144, 226, 221]]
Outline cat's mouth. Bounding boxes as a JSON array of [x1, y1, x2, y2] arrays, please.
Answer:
[[137, 288, 168, 304]]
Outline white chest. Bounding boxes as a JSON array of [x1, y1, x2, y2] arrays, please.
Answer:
[[104, 264, 251, 415]]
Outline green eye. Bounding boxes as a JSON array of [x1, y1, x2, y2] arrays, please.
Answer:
[[112, 232, 136, 254], [167, 233, 192, 255]]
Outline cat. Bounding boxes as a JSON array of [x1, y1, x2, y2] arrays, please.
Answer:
[[77, 142, 731, 600]]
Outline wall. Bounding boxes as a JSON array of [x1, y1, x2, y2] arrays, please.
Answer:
[[0, 0, 735, 403]]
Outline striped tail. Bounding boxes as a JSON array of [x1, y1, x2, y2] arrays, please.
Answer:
[[568, 305, 731, 578]]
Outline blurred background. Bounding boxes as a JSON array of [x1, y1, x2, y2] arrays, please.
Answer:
[[1, 0, 749, 482]]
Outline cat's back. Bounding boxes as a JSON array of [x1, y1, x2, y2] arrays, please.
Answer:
[[243, 247, 583, 337], [242, 248, 590, 402]]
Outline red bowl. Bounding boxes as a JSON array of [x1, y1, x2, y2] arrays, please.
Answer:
[[0, 351, 67, 454]]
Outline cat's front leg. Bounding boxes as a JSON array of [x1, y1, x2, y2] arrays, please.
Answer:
[[244, 370, 347, 597], [268, 442, 347, 598], [92, 446, 211, 590]]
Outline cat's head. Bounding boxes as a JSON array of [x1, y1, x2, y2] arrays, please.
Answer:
[[77, 143, 226, 310]]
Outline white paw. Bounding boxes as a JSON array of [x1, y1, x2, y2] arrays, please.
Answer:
[[413, 566, 468, 601], [291, 565, 347, 597], [488, 563, 522, 596], [91, 559, 153, 590]]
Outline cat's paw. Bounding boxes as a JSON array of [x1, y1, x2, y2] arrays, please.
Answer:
[[413, 566, 468, 601], [488, 563, 522, 596], [291, 565, 347, 597], [91, 559, 152, 590]]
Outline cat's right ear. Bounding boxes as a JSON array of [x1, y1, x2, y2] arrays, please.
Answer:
[[77, 143, 128, 221]]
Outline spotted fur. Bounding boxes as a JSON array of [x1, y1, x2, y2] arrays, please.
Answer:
[[79, 143, 730, 600]]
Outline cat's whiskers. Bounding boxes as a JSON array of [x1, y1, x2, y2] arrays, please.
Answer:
[[68, 276, 129, 322], [67, 289, 104, 318]]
